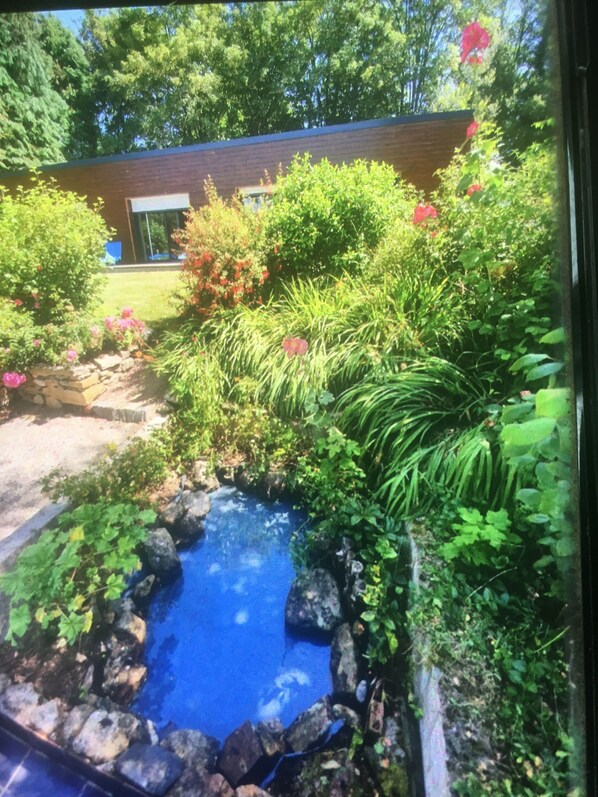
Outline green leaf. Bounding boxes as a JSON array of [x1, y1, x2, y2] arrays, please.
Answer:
[[527, 513, 551, 524], [9, 603, 31, 639], [555, 536, 574, 557], [510, 353, 549, 372], [535, 388, 569, 419], [501, 403, 534, 424], [526, 362, 564, 381], [501, 417, 556, 447], [539, 328, 565, 344], [517, 488, 541, 508], [361, 610, 377, 622], [138, 509, 157, 525]]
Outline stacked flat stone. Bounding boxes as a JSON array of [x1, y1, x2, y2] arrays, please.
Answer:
[[18, 350, 135, 410]]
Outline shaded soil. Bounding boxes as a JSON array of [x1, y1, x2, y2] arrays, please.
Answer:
[[0, 632, 91, 706]]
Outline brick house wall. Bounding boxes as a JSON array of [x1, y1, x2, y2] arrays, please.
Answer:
[[0, 112, 472, 264]]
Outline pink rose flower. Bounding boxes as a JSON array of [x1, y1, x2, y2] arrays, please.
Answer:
[[2, 372, 26, 389], [32, 339, 41, 347], [13, 299, 23, 307], [282, 337, 309, 358], [413, 204, 438, 225], [467, 183, 483, 196], [90, 325, 100, 337], [461, 22, 490, 64], [121, 306, 134, 319], [66, 349, 78, 362], [467, 121, 480, 139]]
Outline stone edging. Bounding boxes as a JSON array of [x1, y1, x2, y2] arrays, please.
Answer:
[[408, 531, 451, 797], [18, 350, 137, 410]]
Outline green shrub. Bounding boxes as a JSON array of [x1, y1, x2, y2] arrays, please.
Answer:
[[215, 377, 301, 478], [174, 179, 266, 317], [431, 133, 557, 366], [41, 436, 171, 506], [0, 177, 110, 323], [0, 502, 156, 646], [0, 302, 107, 374], [263, 155, 414, 281]]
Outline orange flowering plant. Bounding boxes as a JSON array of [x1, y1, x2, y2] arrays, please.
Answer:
[[174, 178, 267, 318]]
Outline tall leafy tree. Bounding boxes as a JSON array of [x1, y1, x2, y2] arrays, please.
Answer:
[[220, 2, 302, 136], [0, 13, 70, 171], [478, 0, 552, 154], [38, 15, 97, 159], [81, 5, 239, 153], [78, 1, 550, 158]]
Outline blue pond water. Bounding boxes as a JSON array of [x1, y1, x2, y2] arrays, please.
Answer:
[[132, 487, 331, 741]]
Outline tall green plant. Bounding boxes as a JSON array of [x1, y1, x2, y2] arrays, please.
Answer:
[[0, 177, 110, 322], [338, 358, 509, 516], [264, 155, 414, 281]]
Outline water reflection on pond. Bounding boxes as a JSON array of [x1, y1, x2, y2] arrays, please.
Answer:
[[133, 487, 331, 740]]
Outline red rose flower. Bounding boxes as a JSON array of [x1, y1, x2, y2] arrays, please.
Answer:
[[461, 22, 490, 63], [413, 204, 438, 225], [466, 121, 479, 139]]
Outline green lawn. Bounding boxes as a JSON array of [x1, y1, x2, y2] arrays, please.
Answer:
[[99, 268, 183, 325]]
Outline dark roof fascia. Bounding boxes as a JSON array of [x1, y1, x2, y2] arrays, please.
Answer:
[[0, 111, 472, 179]]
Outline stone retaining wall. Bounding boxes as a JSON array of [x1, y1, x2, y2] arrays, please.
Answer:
[[18, 350, 137, 410]]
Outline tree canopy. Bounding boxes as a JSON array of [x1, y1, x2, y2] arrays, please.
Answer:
[[0, 14, 70, 171], [0, 1, 552, 169]]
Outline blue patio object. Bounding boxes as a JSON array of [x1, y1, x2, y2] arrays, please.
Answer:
[[104, 241, 122, 263]]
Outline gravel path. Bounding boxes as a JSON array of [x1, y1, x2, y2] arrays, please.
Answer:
[[0, 411, 142, 541]]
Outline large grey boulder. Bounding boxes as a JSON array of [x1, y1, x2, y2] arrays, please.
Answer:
[[161, 728, 220, 773], [235, 787, 273, 797], [330, 623, 360, 694], [217, 720, 265, 787], [71, 708, 148, 764], [116, 742, 184, 796], [0, 682, 65, 738], [160, 493, 187, 528], [177, 490, 211, 542], [285, 569, 343, 637], [256, 719, 285, 757], [285, 697, 334, 753], [114, 604, 147, 646], [161, 490, 211, 545], [103, 656, 147, 704], [133, 574, 158, 606], [60, 704, 95, 746], [190, 459, 220, 493], [262, 469, 286, 500], [166, 770, 235, 797], [143, 527, 182, 582]]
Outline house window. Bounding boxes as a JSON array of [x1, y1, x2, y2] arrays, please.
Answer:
[[238, 185, 272, 211], [129, 193, 190, 261]]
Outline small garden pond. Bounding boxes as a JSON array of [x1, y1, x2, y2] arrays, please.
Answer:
[[132, 486, 331, 740]]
